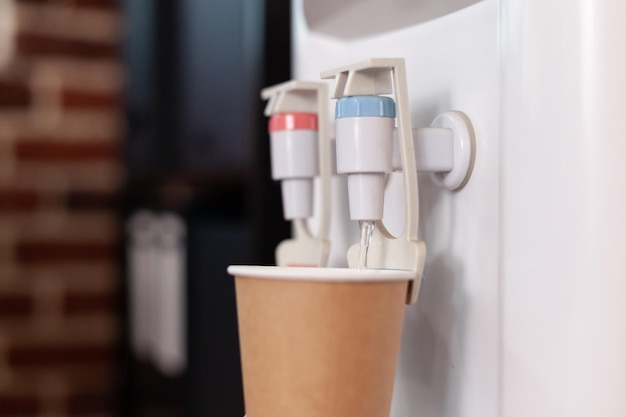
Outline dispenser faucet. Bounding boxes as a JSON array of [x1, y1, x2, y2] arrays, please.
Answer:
[[260, 81, 332, 267], [322, 58, 426, 303]]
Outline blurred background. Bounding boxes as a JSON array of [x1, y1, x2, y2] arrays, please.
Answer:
[[0, 0, 290, 416]]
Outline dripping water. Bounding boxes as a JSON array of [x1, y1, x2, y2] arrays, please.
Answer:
[[357, 220, 375, 270]]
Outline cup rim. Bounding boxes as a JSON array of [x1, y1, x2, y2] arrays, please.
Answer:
[[227, 265, 414, 282]]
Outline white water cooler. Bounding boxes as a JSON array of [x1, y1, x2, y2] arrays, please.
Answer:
[[291, 1, 626, 416]]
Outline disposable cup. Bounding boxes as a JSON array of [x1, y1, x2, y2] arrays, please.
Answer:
[[227, 265, 412, 417]]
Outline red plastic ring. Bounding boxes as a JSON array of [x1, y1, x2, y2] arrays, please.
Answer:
[[269, 112, 318, 133]]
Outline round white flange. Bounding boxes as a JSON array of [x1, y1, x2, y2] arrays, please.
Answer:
[[430, 111, 475, 190]]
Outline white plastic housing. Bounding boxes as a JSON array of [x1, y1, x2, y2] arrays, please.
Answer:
[[296, 0, 626, 416], [270, 129, 318, 180], [390, 110, 475, 190], [346, 173, 385, 220], [336, 117, 394, 174], [280, 178, 313, 220], [393, 128, 454, 172], [296, 1, 498, 414], [336, 116, 394, 220], [270, 129, 318, 219]]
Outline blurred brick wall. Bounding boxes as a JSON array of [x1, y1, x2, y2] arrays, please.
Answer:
[[0, 1, 123, 416]]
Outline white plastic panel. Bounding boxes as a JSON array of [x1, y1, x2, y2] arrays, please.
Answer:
[[500, 1, 626, 416], [303, 0, 483, 39], [295, 0, 626, 416], [294, 1, 499, 416]]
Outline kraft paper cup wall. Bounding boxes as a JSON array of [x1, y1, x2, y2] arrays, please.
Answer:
[[227, 265, 413, 417]]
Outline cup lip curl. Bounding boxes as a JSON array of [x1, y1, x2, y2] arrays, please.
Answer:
[[227, 265, 413, 283]]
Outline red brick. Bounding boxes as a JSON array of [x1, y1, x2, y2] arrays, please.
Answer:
[[0, 293, 34, 318], [15, 141, 120, 161], [15, 264, 118, 291], [7, 344, 115, 368], [66, 390, 115, 415], [16, 241, 116, 264], [0, 393, 41, 416], [14, 109, 123, 143], [0, 189, 40, 211], [16, 0, 119, 10], [16, 133, 120, 145], [0, 82, 31, 108], [2, 314, 118, 347], [63, 291, 117, 316], [0, 188, 118, 212], [66, 190, 118, 211], [73, 0, 120, 10], [16, 32, 119, 59], [61, 89, 121, 109]]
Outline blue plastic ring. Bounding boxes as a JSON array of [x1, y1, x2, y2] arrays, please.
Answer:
[[335, 95, 396, 119]]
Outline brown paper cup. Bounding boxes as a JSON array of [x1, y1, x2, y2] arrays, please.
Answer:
[[227, 266, 412, 417]]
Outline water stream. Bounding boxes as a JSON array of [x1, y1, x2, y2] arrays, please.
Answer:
[[357, 220, 375, 270]]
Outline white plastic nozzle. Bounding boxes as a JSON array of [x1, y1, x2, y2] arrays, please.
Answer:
[[270, 129, 318, 180], [335, 96, 396, 221], [280, 178, 313, 220], [346, 173, 385, 220], [269, 114, 319, 220]]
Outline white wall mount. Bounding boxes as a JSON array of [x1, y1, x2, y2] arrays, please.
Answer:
[[429, 111, 475, 190], [392, 110, 476, 190], [261, 81, 332, 267], [322, 58, 426, 304]]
